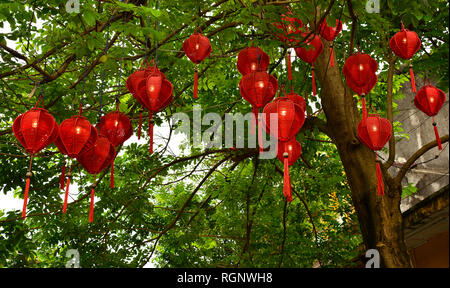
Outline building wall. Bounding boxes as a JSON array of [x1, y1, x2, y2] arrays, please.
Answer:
[[410, 230, 449, 268]]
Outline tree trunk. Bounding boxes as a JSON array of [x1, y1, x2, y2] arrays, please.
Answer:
[[313, 40, 412, 267]]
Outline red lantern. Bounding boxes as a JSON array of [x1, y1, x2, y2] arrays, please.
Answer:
[[262, 97, 305, 142], [77, 134, 116, 223], [133, 64, 173, 154], [237, 46, 270, 76], [12, 96, 58, 218], [357, 114, 392, 196], [273, 7, 304, 44], [294, 33, 324, 96], [389, 22, 421, 92], [183, 31, 212, 99], [276, 139, 301, 202], [343, 52, 378, 122], [55, 110, 98, 213], [239, 71, 278, 147], [414, 84, 446, 150], [97, 108, 133, 188], [283, 91, 306, 115], [126, 61, 161, 140], [318, 18, 343, 67]]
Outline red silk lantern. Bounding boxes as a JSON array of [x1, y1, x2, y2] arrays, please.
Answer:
[[262, 97, 305, 142], [273, 7, 304, 44], [12, 96, 58, 218], [77, 134, 116, 223], [97, 109, 133, 188], [294, 33, 324, 96], [357, 114, 392, 196], [389, 22, 421, 92], [276, 139, 301, 202], [343, 52, 378, 122], [183, 31, 212, 99], [239, 71, 278, 145], [126, 61, 161, 140], [133, 64, 173, 154], [272, 7, 304, 81], [414, 84, 446, 150], [284, 92, 306, 114], [55, 111, 98, 213], [237, 46, 270, 76], [318, 18, 343, 67]]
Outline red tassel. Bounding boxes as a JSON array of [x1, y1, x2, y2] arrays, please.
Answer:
[[110, 159, 115, 188], [409, 61, 416, 93], [60, 161, 66, 190], [149, 113, 154, 154], [287, 51, 292, 81], [283, 155, 292, 202], [138, 110, 142, 140], [193, 68, 198, 99], [362, 96, 367, 124], [330, 47, 334, 67], [22, 177, 30, 219], [376, 161, 384, 196], [433, 123, 442, 150], [89, 176, 96, 223], [251, 107, 257, 135], [258, 113, 263, 153], [63, 165, 71, 213], [311, 67, 317, 96]]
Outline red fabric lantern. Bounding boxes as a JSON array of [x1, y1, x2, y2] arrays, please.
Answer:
[[239, 71, 278, 145], [133, 64, 173, 154], [276, 139, 301, 202], [12, 96, 58, 218], [97, 108, 133, 188], [237, 46, 270, 76], [262, 97, 305, 142], [294, 33, 324, 96], [343, 52, 378, 122], [126, 61, 161, 140], [55, 111, 98, 213], [318, 18, 343, 67], [389, 22, 421, 92], [182, 31, 212, 99], [414, 84, 446, 150], [77, 134, 116, 223], [284, 92, 306, 115], [273, 7, 304, 44], [357, 114, 392, 196]]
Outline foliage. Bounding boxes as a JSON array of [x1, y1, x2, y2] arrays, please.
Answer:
[[0, 0, 447, 267]]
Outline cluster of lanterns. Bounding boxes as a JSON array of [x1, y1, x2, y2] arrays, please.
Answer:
[[13, 97, 132, 221], [10, 8, 447, 219]]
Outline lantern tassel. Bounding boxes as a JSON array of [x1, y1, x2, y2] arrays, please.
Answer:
[[110, 159, 114, 188], [251, 107, 257, 135], [149, 112, 154, 154], [330, 47, 334, 68], [287, 51, 292, 81], [311, 67, 317, 96], [193, 68, 198, 99], [409, 61, 416, 93], [63, 165, 71, 214], [89, 176, 96, 223], [60, 161, 66, 190], [22, 156, 33, 219], [258, 113, 263, 153], [376, 161, 384, 196], [283, 155, 292, 202], [138, 110, 142, 140], [22, 177, 30, 219], [433, 123, 442, 150]]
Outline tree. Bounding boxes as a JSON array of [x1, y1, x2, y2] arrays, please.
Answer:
[[0, 0, 448, 268]]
